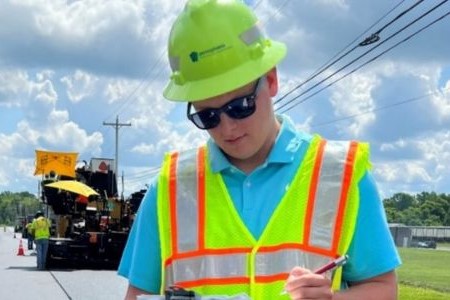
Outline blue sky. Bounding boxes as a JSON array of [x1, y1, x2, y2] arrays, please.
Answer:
[[0, 0, 449, 199]]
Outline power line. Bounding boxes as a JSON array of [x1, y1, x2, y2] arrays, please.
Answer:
[[310, 88, 450, 128], [371, 0, 425, 37], [282, 8, 450, 113], [253, 0, 263, 10], [260, 0, 293, 25], [103, 49, 166, 123], [124, 169, 160, 185], [86, 49, 167, 157], [277, 0, 449, 113], [107, 0, 188, 120], [274, 0, 409, 105], [125, 166, 161, 179]]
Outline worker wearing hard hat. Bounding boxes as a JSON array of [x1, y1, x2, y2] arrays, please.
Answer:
[[32, 211, 51, 270], [119, 1, 400, 299]]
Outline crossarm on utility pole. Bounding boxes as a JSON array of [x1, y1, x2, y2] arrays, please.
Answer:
[[103, 115, 131, 199]]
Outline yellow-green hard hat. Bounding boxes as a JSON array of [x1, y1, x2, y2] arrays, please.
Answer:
[[163, 0, 287, 102]]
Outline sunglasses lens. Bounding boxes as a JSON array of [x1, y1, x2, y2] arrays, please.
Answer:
[[226, 96, 256, 119], [187, 77, 261, 129], [191, 110, 220, 129]]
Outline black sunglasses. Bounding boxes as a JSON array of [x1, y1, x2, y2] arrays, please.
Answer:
[[187, 77, 264, 130]]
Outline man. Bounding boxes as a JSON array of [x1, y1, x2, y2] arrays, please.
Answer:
[[25, 220, 34, 250], [31, 211, 51, 270], [118, 0, 401, 299]]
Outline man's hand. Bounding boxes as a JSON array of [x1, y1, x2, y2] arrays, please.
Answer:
[[284, 267, 333, 300], [124, 285, 154, 300]]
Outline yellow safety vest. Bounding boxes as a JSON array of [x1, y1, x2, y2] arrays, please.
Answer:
[[157, 135, 369, 299], [32, 216, 51, 240]]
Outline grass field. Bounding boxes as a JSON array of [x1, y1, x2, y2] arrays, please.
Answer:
[[397, 246, 450, 300]]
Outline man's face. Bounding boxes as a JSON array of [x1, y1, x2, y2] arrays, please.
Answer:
[[191, 70, 280, 168]]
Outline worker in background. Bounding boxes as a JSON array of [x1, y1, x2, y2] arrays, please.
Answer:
[[25, 220, 34, 250], [118, 0, 401, 299], [31, 211, 51, 270]]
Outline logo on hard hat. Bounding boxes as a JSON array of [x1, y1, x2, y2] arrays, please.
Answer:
[[190, 52, 199, 62], [189, 44, 230, 62]]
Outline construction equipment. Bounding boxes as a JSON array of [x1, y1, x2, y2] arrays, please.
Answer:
[[37, 155, 139, 269]]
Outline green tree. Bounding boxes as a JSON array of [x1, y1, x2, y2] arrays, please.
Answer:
[[384, 192, 450, 226], [384, 193, 416, 211], [0, 191, 41, 225]]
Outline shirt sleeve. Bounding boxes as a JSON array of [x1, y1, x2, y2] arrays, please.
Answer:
[[343, 172, 402, 282], [117, 177, 162, 293]]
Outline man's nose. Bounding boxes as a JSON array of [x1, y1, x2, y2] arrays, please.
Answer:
[[216, 112, 238, 132]]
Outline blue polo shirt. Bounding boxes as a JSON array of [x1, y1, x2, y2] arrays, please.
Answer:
[[118, 115, 401, 293]]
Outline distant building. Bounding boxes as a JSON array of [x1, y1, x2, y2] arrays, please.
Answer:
[[389, 224, 412, 247], [409, 226, 450, 242], [389, 224, 450, 247]]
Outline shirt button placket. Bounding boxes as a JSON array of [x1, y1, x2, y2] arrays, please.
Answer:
[[242, 178, 252, 211]]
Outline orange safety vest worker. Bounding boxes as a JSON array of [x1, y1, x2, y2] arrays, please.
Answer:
[[157, 135, 369, 298]]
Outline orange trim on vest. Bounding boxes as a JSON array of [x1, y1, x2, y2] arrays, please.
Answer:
[[303, 138, 327, 246], [255, 273, 288, 283], [198, 147, 206, 251], [331, 141, 358, 254], [169, 152, 179, 255], [179, 277, 250, 289], [258, 243, 335, 257], [162, 140, 361, 292], [165, 247, 253, 267], [181, 274, 290, 288], [302, 244, 336, 257]]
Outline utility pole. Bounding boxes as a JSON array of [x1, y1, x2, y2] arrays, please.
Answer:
[[103, 115, 131, 199]]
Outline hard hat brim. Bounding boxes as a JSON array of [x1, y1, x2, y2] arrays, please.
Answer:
[[163, 41, 287, 102]]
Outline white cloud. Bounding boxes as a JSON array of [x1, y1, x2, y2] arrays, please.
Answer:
[[130, 116, 207, 157], [380, 139, 406, 152], [0, 70, 33, 107], [39, 110, 104, 154], [61, 70, 98, 103], [104, 80, 133, 104], [0, 154, 40, 193], [34, 78, 57, 105], [1, 0, 450, 197], [0, 131, 29, 156], [131, 143, 156, 155], [431, 80, 450, 118], [374, 160, 433, 191], [0, 69, 58, 108], [416, 130, 450, 172], [374, 129, 450, 196], [315, 0, 349, 9], [329, 72, 379, 136], [0, 0, 163, 76], [0, 109, 107, 192], [1, 108, 103, 159], [294, 116, 314, 133]]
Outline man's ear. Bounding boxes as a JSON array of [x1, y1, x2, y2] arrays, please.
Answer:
[[266, 67, 279, 97]]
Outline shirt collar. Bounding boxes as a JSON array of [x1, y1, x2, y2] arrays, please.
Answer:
[[208, 115, 311, 173]]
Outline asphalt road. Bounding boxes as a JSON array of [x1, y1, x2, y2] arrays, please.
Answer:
[[0, 226, 128, 300]]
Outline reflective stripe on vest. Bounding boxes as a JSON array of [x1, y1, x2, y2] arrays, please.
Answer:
[[165, 247, 333, 287], [304, 139, 357, 254], [168, 147, 205, 254], [162, 138, 359, 289]]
